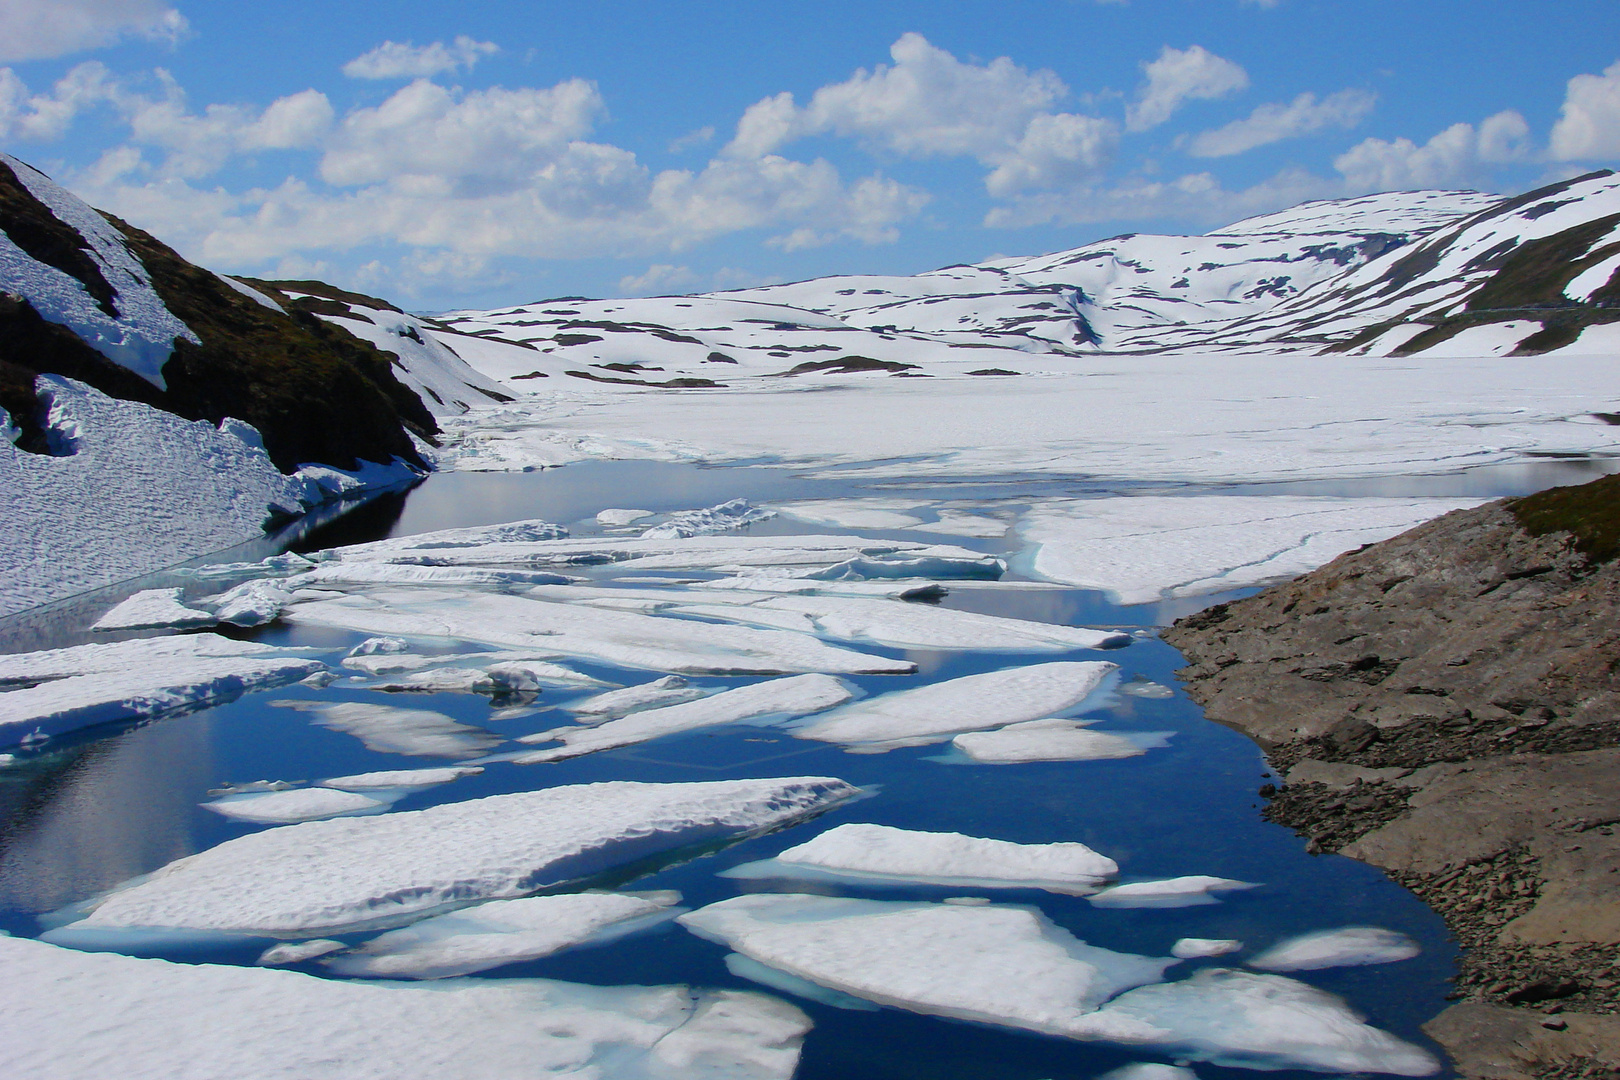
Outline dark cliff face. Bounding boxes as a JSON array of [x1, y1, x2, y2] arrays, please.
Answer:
[[0, 156, 435, 473]]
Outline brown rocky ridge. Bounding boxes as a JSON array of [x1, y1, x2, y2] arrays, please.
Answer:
[[1164, 473, 1620, 1079]]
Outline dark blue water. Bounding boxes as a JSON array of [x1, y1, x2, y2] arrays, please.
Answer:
[[0, 457, 1551, 1077]]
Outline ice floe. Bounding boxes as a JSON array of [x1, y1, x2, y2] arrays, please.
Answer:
[[1097, 1065, 1198, 1080], [680, 894, 1174, 1033], [270, 700, 502, 759], [1248, 927, 1420, 972], [0, 934, 811, 1080], [290, 562, 575, 589], [772, 499, 930, 530], [569, 675, 711, 719], [0, 634, 323, 743], [90, 588, 215, 631], [952, 719, 1171, 763], [202, 787, 388, 824], [515, 674, 854, 763], [324, 891, 682, 979], [640, 498, 776, 538], [256, 938, 344, 965], [206, 578, 292, 626], [1172, 938, 1244, 959], [56, 777, 859, 937], [284, 587, 915, 675], [1088, 877, 1260, 909], [597, 508, 653, 525], [794, 661, 1116, 750], [722, 822, 1117, 893], [319, 766, 483, 790]]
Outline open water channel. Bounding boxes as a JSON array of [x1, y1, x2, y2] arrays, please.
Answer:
[[3, 456, 1617, 1078]]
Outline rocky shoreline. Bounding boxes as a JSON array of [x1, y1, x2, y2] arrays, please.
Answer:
[[1164, 474, 1620, 1080]]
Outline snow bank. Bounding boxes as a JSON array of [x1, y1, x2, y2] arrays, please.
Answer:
[[795, 661, 1116, 749], [0, 934, 810, 1080], [724, 822, 1117, 893], [324, 892, 681, 979], [515, 674, 853, 763], [952, 719, 1169, 763], [1248, 927, 1420, 972], [58, 777, 859, 936], [680, 894, 1173, 1035]]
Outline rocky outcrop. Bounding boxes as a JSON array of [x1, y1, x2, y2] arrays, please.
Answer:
[[1165, 474, 1620, 1079]]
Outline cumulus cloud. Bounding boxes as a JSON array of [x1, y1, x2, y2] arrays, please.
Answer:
[[1549, 59, 1620, 161], [342, 36, 499, 80], [724, 33, 1114, 197], [1185, 88, 1376, 157], [0, 61, 117, 141], [668, 125, 714, 153], [1125, 45, 1248, 132], [0, 0, 186, 63], [1334, 110, 1529, 190]]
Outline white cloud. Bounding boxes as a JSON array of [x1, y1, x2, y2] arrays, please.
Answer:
[[724, 33, 1115, 197], [0, 61, 117, 141], [1549, 59, 1620, 161], [1333, 110, 1528, 190], [986, 166, 1331, 229], [119, 73, 333, 178], [1185, 88, 1376, 157], [1126, 45, 1248, 132], [0, 0, 186, 63], [342, 36, 499, 81], [668, 125, 715, 153], [618, 264, 696, 294]]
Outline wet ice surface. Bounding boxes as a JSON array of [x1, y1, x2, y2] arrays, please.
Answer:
[[0, 461, 1478, 1079]]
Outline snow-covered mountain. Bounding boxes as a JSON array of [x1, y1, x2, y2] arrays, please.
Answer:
[[432, 174, 1620, 383]]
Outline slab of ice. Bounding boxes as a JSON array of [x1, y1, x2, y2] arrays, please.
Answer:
[[726, 951, 881, 1010], [324, 892, 681, 979], [794, 661, 1117, 750], [1172, 938, 1243, 959], [363, 660, 589, 695], [284, 587, 915, 675], [270, 700, 502, 759], [570, 675, 711, 719], [1090, 968, 1439, 1075], [0, 640, 323, 744], [1097, 1066, 1198, 1080], [641, 499, 776, 539], [1020, 496, 1485, 606], [290, 561, 575, 589], [724, 822, 1117, 894], [59, 777, 859, 936], [515, 674, 854, 763], [1248, 927, 1420, 972], [350, 636, 410, 656], [772, 499, 930, 530], [203, 787, 388, 824], [0, 934, 811, 1080], [90, 588, 215, 631], [598, 508, 654, 525], [206, 579, 292, 627], [257, 939, 344, 965], [908, 510, 1010, 538], [320, 766, 483, 790], [680, 894, 1174, 1036], [1089, 877, 1259, 909], [952, 719, 1170, 763], [804, 552, 1004, 581]]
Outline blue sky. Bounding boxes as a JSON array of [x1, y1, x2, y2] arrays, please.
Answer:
[[3, 0, 1618, 309]]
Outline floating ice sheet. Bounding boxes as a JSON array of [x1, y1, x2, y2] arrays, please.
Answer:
[[794, 661, 1117, 750], [1172, 938, 1243, 959], [569, 675, 711, 719], [284, 587, 915, 675], [0, 935, 811, 1080], [320, 766, 484, 790], [771, 499, 930, 530], [57, 777, 859, 937], [515, 674, 854, 763], [324, 892, 682, 979], [257, 939, 344, 965], [90, 588, 215, 631], [272, 700, 503, 759], [680, 894, 1174, 1036], [206, 579, 292, 627], [723, 822, 1117, 893], [640, 499, 776, 539], [952, 719, 1171, 763], [1088, 877, 1259, 909], [1248, 927, 1420, 972], [202, 787, 388, 824]]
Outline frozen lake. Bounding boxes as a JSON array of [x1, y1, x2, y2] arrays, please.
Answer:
[[4, 456, 1617, 1078]]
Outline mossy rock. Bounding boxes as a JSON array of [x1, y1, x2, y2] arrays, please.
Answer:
[[1510, 473, 1620, 566]]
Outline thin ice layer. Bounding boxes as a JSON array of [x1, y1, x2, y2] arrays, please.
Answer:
[[273, 700, 502, 759], [952, 719, 1168, 763], [320, 766, 483, 790], [679, 894, 1174, 1035], [64, 777, 859, 935], [1248, 927, 1420, 972], [515, 675, 854, 763], [284, 587, 914, 675], [733, 822, 1118, 893], [0, 934, 811, 1080], [1088, 877, 1259, 909], [324, 892, 680, 979], [794, 661, 1116, 749], [202, 788, 387, 824]]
